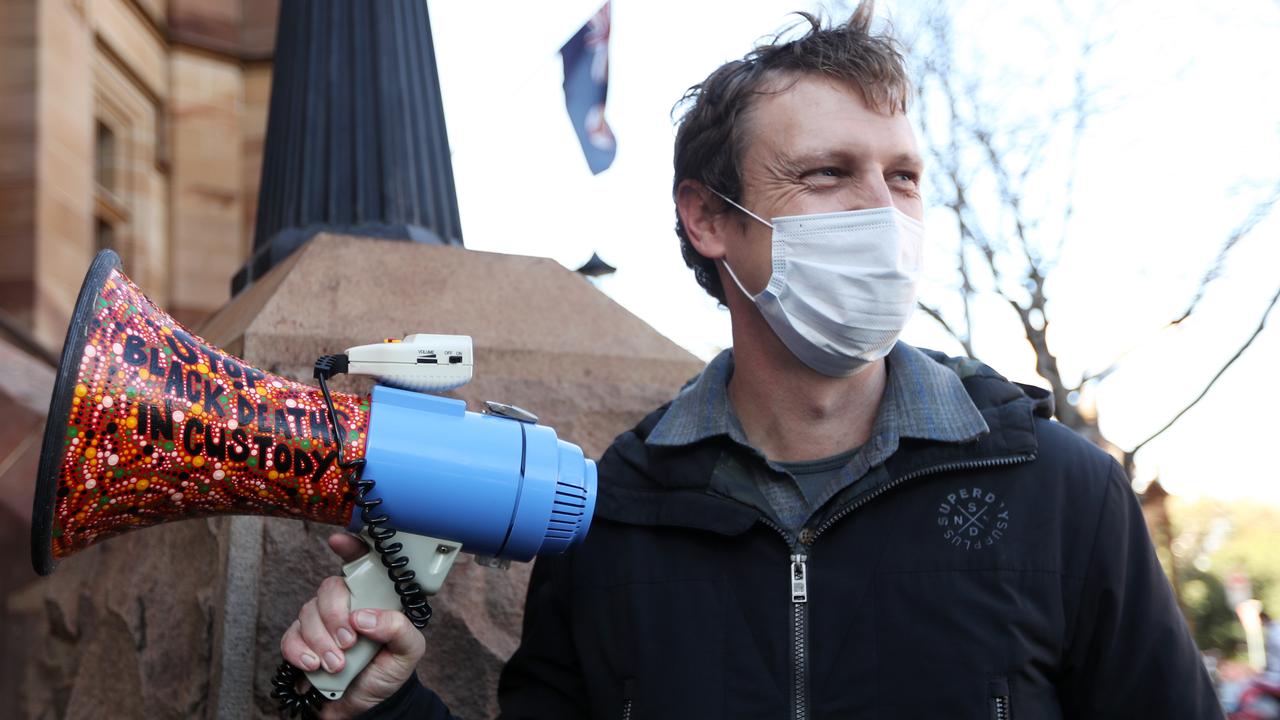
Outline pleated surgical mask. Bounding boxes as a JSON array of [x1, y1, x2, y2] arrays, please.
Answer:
[[712, 189, 924, 377]]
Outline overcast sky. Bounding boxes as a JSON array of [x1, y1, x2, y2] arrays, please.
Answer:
[[428, 0, 1280, 503]]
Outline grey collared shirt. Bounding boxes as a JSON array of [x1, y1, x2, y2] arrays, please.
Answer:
[[646, 342, 990, 537]]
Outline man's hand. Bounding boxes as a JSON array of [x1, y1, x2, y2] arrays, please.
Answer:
[[280, 532, 427, 720]]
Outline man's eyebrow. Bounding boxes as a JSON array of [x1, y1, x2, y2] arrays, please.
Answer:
[[887, 152, 925, 169], [779, 149, 848, 167], [770, 149, 855, 176], [776, 149, 925, 170]]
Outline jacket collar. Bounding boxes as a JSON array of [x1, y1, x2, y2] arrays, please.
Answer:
[[646, 342, 990, 449], [596, 347, 1050, 535]]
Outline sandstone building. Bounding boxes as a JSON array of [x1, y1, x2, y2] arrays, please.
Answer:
[[1, 0, 281, 348]]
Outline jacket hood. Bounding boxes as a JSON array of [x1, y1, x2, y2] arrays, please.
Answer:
[[913, 348, 1053, 419]]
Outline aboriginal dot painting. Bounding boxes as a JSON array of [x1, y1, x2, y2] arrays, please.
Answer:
[[46, 266, 369, 561]]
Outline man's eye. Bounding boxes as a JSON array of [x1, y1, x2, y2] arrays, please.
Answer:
[[890, 171, 920, 186], [805, 167, 845, 180]]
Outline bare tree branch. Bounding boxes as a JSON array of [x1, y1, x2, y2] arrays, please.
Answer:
[[970, 122, 1039, 274], [1130, 283, 1280, 455], [1171, 179, 1280, 326], [909, 0, 1279, 478], [1072, 181, 1280, 393], [1052, 41, 1100, 264], [958, 229, 976, 351], [913, 1, 1104, 432], [959, 100, 1088, 425], [1072, 364, 1118, 391], [917, 301, 976, 358]]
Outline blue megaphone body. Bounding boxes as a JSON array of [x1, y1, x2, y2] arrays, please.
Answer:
[[357, 384, 596, 561]]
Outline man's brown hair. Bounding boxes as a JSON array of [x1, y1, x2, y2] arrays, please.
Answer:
[[672, 2, 910, 303]]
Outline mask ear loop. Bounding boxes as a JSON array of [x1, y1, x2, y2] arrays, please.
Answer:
[[707, 187, 774, 301], [708, 188, 774, 229]]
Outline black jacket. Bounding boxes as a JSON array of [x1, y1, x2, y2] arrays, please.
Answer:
[[364, 358, 1222, 719]]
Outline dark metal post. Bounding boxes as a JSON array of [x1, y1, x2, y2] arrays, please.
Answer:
[[233, 0, 464, 294]]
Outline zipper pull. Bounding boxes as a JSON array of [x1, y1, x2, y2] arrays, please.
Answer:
[[790, 554, 808, 603]]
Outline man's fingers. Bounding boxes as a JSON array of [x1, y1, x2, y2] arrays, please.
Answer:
[[299, 598, 345, 674], [328, 532, 368, 563], [328, 609, 425, 716], [280, 619, 321, 672], [317, 576, 357, 650]]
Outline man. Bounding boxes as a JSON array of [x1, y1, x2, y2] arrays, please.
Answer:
[[281, 5, 1222, 718]]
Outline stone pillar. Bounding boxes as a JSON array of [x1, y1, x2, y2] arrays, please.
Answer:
[[234, 0, 464, 294]]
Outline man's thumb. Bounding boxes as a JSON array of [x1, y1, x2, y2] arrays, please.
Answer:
[[328, 532, 370, 564]]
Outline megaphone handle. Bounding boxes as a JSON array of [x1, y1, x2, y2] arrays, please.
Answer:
[[273, 365, 461, 714], [304, 532, 463, 701]]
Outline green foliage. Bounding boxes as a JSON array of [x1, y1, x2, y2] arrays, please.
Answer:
[[1179, 566, 1243, 654], [1168, 497, 1280, 655]]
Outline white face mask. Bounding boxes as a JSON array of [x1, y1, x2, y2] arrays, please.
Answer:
[[712, 190, 924, 377]]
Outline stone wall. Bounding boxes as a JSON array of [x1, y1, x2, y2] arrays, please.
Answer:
[[0, 0, 38, 330], [166, 48, 247, 326], [0, 338, 54, 716]]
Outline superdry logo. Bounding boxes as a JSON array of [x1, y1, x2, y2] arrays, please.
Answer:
[[937, 486, 1009, 550]]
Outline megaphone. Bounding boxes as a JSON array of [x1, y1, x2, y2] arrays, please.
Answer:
[[31, 250, 597, 708]]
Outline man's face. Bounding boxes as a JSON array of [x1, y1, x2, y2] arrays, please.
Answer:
[[724, 73, 924, 296]]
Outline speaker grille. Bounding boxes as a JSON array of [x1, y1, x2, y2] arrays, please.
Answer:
[[546, 480, 588, 541]]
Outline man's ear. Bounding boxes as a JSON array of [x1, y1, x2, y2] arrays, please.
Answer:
[[675, 179, 730, 261]]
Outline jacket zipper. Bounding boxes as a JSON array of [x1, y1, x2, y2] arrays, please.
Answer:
[[991, 694, 1011, 720], [989, 677, 1012, 720], [790, 553, 809, 720], [758, 454, 1035, 720], [754, 517, 808, 720], [621, 677, 634, 720]]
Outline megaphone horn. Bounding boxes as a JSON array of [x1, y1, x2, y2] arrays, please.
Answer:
[[31, 250, 372, 575]]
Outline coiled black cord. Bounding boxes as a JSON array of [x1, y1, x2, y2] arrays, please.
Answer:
[[271, 356, 434, 717]]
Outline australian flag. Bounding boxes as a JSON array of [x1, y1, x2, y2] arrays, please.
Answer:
[[560, 2, 616, 175]]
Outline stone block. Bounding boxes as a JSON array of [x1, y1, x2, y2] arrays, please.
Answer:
[[33, 0, 94, 351], [168, 48, 245, 325], [238, 0, 279, 60], [239, 64, 271, 245], [0, 338, 54, 713], [168, 0, 240, 55], [90, 0, 167, 99]]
